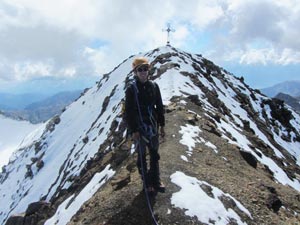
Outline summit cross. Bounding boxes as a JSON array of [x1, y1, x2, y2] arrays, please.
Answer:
[[163, 23, 175, 46]]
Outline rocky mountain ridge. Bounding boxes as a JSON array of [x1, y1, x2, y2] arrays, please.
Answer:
[[275, 93, 300, 114], [1, 46, 300, 225]]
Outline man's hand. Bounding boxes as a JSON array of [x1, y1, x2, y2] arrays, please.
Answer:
[[132, 132, 140, 141], [160, 126, 165, 138]]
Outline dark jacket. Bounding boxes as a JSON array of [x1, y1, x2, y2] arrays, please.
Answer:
[[125, 78, 165, 134]]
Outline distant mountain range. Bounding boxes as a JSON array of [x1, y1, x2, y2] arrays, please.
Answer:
[[0, 93, 49, 110], [1, 90, 82, 123], [260, 80, 300, 97]]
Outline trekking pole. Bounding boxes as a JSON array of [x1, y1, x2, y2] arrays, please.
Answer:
[[138, 138, 160, 225]]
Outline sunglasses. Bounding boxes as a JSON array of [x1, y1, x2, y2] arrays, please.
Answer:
[[136, 66, 149, 72]]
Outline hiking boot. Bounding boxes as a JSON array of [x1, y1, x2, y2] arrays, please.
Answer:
[[154, 181, 165, 192], [147, 186, 155, 193]]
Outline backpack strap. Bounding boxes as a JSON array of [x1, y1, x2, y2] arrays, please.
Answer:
[[130, 80, 147, 132], [129, 79, 158, 138]]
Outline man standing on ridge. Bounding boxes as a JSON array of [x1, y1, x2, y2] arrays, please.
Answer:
[[125, 57, 165, 193]]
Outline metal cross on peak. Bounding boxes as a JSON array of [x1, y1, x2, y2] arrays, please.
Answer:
[[162, 23, 175, 46]]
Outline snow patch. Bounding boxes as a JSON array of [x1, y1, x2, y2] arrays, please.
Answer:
[[179, 124, 202, 155], [180, 155, 188, 162], [171, 171, 252, 225], [205, 141, 218, 153], [179, 123, 218, 157], [45, 165, 115, 225]]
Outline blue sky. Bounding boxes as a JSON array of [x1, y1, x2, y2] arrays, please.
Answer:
[[0, 0, 299, 94]]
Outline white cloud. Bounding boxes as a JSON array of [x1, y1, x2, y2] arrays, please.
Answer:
[[239, 49, 270, 65], [83, 46, 116, 75], [277, 48, 300, 65], [207, 0, 300, 65], [190, 1, 224, 29], [228, 1, 283, 42], [0, 25, 83, 61], [226, 47, 300, 65], [14, 61, 51, 81], [0, 0, 299, 86]]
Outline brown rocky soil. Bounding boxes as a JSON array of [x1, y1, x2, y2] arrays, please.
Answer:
[[67, 97, 300, 225]]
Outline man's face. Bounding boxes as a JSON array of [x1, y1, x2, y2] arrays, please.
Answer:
[[135, 65, 149, 83]]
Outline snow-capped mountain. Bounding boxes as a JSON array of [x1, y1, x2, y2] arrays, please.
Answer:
[[0, 113, 43, 168], [2, 46, 300, 225]]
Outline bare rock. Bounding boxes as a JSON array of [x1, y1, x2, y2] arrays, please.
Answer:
[[240, 151, 258, 168], [111, 172, 131, 191], [25, 201, 50, 216], [5, 213, 25, 225], [266, 194, 282, 213]]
